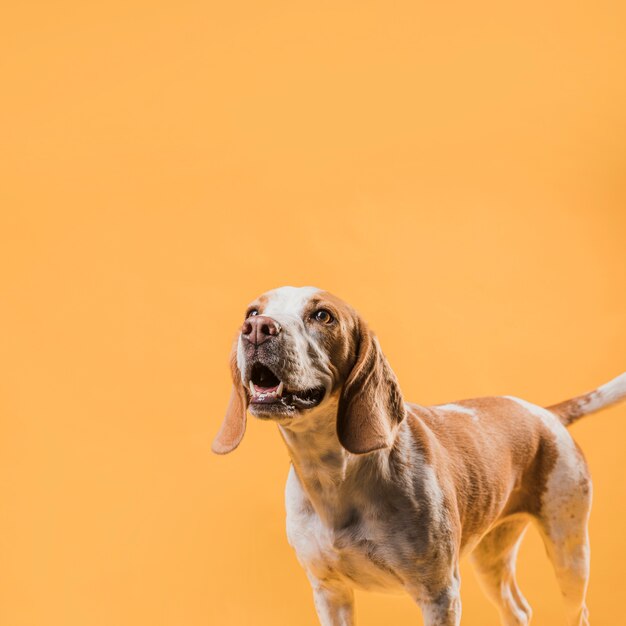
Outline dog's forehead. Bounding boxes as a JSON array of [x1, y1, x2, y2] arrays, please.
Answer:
[[260, 286, 321, 316]]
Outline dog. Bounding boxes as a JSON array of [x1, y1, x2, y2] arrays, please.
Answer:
[[212, 286, 626, 626]]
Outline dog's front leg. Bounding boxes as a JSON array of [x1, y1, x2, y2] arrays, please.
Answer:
[[409, 567, 462, 626], [308, 575, 354, 626], [419, 591, 461, 626]]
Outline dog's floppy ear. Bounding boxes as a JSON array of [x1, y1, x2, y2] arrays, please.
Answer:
[[337, 318, 406, 454], [212, 340, 248, 454]]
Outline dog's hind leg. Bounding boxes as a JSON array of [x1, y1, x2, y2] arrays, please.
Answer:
[[470, 519, 532, 626], [535, 460, 592, 626]]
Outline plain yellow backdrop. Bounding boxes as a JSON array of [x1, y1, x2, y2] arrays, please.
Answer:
[[1, 1, 626, 625]]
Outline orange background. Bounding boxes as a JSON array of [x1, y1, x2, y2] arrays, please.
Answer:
[[1, 1, 625, 625]]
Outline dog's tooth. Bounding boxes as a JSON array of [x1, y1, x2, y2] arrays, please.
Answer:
[[276, 381, 284, 397], [249, 381, 256, 396]]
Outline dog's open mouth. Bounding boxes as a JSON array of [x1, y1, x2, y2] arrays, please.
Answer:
[[247, 363, 325, 412]]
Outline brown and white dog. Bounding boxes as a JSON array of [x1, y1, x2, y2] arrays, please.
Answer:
[[212, 286, 626, 626]]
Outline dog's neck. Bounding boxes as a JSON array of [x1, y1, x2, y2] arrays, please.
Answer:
[[278, 396, 398, 527]]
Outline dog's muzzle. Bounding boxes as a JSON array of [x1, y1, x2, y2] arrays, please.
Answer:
[[239, 315, 326, 416]]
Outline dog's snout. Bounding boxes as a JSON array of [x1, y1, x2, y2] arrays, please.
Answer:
[[242, 315, 282, 346]]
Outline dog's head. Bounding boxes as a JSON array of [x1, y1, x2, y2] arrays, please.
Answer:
[[212, 286, 406, 455]]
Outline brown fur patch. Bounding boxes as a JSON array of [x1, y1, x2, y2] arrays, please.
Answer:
[[408, 397, 560, 548]]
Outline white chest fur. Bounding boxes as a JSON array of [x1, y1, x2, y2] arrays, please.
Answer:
[[284, 465, 406, 593]]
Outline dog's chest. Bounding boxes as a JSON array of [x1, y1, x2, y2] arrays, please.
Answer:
[[285, 467, 405, 592]]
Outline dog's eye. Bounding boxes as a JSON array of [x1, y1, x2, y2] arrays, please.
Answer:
[[246, 308, 259, 318], [312, 309, 333, 324]]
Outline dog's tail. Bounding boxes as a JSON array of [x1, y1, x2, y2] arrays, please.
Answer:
[[547, 372, 626, 426]]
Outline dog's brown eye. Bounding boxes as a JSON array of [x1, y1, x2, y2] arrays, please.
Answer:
[[312, 309, 333, 324], [247, 308, 259, 318]]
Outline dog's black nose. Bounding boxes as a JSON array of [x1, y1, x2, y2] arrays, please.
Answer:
[[242, 315, 282, 346]]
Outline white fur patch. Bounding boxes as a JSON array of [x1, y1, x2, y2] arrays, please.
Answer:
[[263, 286, 321, 318], [436, 403, 479, 421]]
